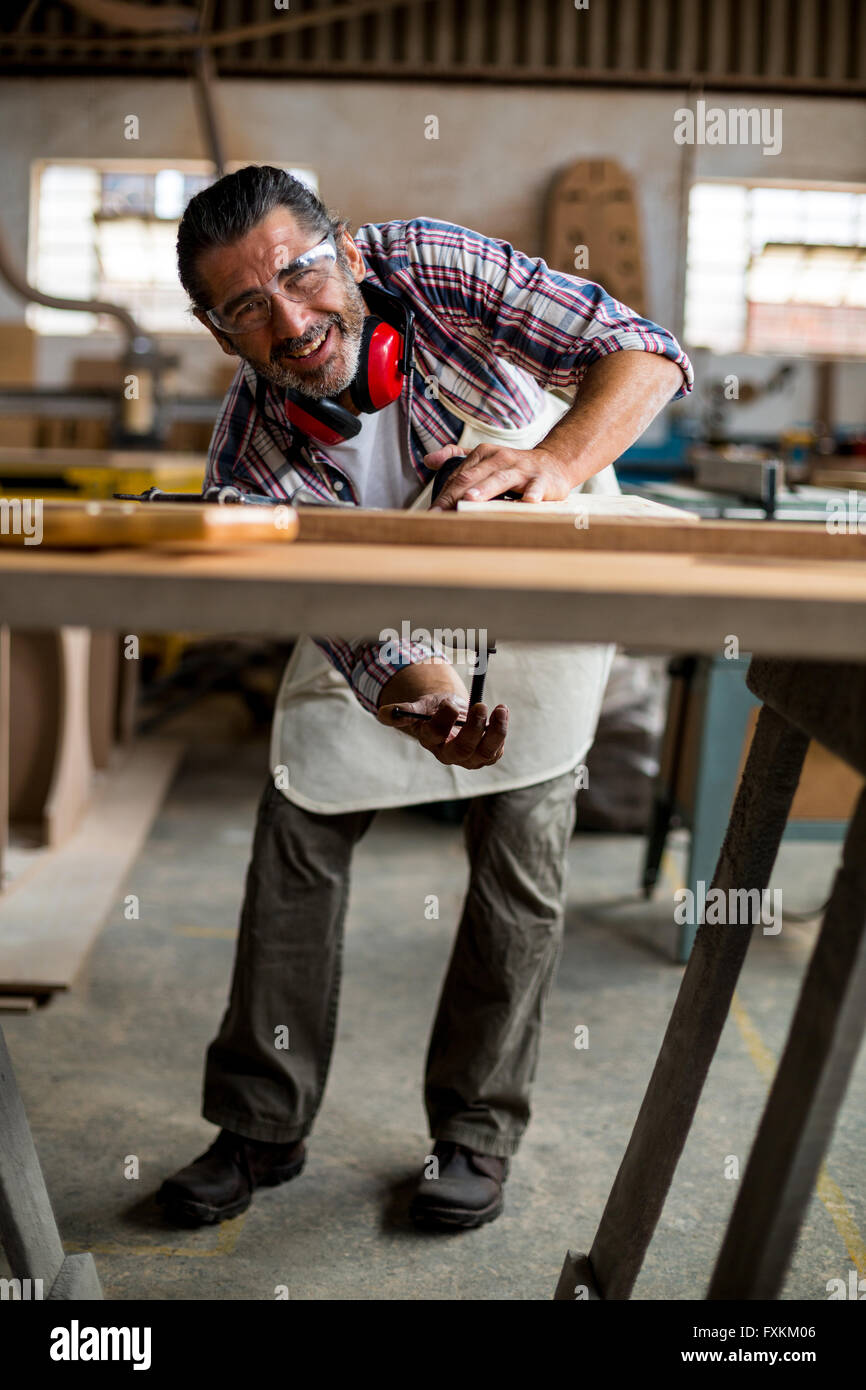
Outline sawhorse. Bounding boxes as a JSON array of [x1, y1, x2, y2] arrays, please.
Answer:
[[557, 656, 866, 1300]]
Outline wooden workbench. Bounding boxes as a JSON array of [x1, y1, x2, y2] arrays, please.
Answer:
[[0, 516, 865, 658], [0, 502, 864, 1303]]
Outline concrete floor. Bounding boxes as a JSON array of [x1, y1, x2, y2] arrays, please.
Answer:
[[2, 729, 864, 1301]]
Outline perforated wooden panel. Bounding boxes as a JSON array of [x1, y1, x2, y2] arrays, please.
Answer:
[[2, 0, 864, 90], [545, 158, 646, 316]]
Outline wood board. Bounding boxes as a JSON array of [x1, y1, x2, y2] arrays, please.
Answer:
[[455, 494, 696, 519], [0, 447, 207, 472], [293, 506, 866, 561], [0, 543, 865, 663], [0, 498, 298, 548], [3, 491, 861, 562], [0, 739, 183, 992]]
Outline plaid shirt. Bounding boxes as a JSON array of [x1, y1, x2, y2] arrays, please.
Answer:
[[204, 218, 693, 713]]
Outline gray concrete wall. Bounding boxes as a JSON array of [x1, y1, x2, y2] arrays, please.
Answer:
[[0, 77, 864, 430]]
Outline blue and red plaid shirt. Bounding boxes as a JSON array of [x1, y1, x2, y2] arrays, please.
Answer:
[[203, 217, 693, 713]]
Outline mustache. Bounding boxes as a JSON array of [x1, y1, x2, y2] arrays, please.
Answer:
[[271, 313, 344, 363]]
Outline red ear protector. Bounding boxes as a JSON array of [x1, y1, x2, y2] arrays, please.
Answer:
[[258, 280, 414, 447]]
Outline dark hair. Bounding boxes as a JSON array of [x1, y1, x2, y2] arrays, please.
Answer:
[[177, 164, 346, 310]]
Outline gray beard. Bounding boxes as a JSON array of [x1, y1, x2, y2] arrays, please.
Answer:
[[266, 321, 363, 400]]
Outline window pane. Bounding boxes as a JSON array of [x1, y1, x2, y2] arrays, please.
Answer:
[[30, 160, 320, 335], [685, 180, 866, 354]]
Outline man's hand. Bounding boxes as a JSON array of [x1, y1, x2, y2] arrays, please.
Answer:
[[425, 443, 571, 511], [426, 351, 684, 510], [377, 659, 508, 769]]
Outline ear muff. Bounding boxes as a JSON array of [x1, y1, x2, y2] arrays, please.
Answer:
[[348, 316, 405, 414], [282, 391, 362, 445]]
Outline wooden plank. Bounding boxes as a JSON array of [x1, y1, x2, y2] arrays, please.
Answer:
[[3, 539, 866, 594], [615, 0, 640, 72], [825, 0, 850, 80], [585, 0, 608, 70], [293, 505, 866, 561], [0, 447, 207, 472], [0, 1023, 65, 1287], [0, 324, 36, 385], [0, 995, 37, 1012], [811, 469, 866, 490], [0, 545, 866, 661], [0, 739, 183, 991], [39, 628, 94, 847], [455, 494, 694, 519], [765, 0, 789, 80], [796, 0, 820, 79], [0, 499, 298, 549]]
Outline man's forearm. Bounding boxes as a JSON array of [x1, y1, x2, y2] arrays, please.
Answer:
[[378, 657, 466, 710], [541, 350, 685, 488]]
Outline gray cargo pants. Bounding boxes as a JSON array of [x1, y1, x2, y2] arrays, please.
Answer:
[[203, 768, 577, 1158]]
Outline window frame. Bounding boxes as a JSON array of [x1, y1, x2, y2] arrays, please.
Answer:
[[682, 175, 866, 361]]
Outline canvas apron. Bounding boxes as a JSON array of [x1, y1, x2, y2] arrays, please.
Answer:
[[271, 390, 618, 812]]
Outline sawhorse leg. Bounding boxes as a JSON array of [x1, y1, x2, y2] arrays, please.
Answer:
[[556, 702, 809, 1299], [708, 786, 866, 1298], [0, 1024, 102, 1299]]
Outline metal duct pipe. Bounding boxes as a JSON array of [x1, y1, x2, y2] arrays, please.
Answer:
[[0, 221, 178, 445], [0, 219, 142, 345]]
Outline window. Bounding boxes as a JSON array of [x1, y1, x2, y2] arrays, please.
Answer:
[[683, 182, 866, 358], [28, 160, 319, 336]]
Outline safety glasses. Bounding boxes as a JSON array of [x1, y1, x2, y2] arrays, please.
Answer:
[[205, 232, 338, 335]]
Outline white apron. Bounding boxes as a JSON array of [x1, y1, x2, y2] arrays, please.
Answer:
[[271, 390, 618, 812]]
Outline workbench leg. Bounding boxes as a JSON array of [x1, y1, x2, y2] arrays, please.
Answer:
[[680, 657, 758, 962], [0, 1024, 102, 1300], [641, 657, 696, 900], [0, 625, 8, 891], [707, 786, 866, 1300], [558, 703, 809, 1300]]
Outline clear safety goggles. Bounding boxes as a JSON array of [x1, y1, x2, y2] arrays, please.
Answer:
[[205, 232, 339, 334]]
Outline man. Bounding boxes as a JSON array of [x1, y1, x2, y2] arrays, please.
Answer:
[[157, 164, 692, 1231]]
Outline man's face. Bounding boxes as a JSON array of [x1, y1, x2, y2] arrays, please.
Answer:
[[195, 207, 368, 399]]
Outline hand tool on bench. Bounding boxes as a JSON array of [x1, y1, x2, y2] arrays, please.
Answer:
[[114, 484, 282, 505]]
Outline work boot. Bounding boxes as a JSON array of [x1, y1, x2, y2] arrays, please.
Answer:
[[156, 1128, 306, 1227], [409, 1139, 509, 1230]]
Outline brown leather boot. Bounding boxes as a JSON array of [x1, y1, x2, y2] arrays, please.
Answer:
[[156, 1129, 306, 1227], [409, 1139, 509, 1230]]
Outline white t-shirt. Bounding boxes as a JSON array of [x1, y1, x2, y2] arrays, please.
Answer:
[[325, 400, 423, 509]]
